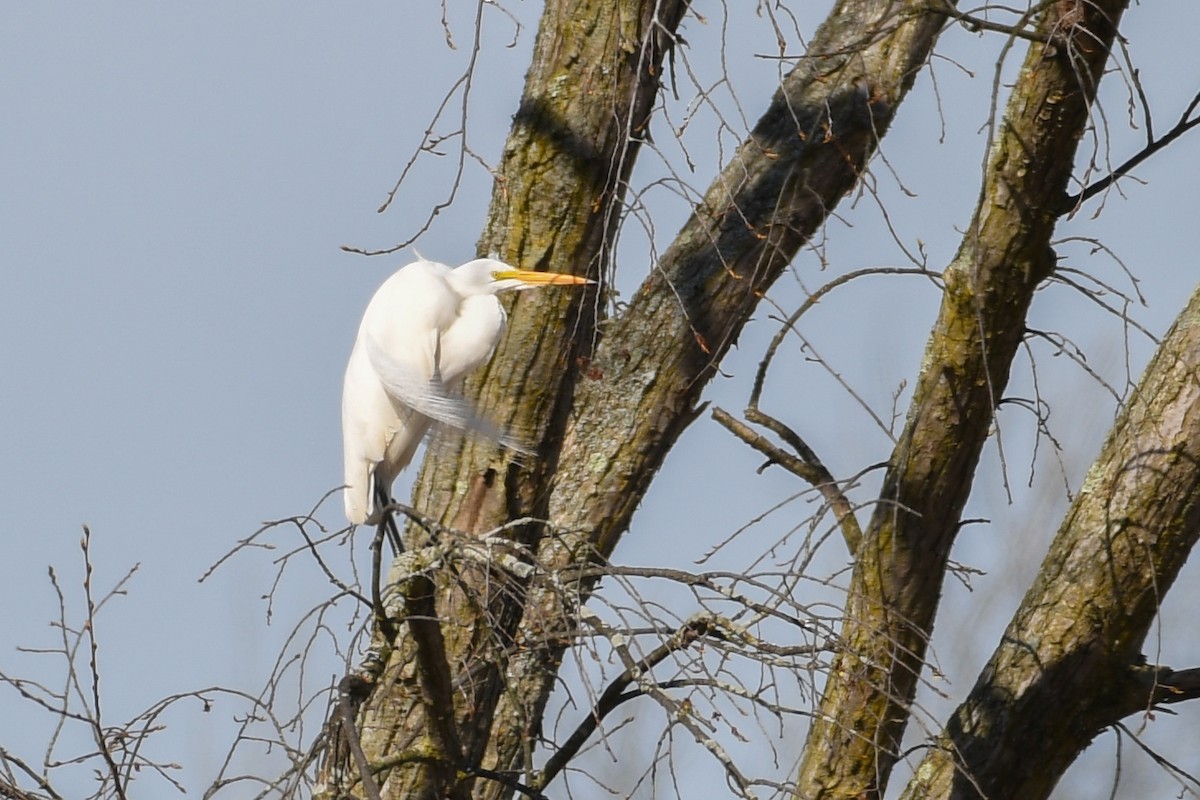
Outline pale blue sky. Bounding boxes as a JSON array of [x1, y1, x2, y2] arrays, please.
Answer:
[[3, 3, 1199, 797]]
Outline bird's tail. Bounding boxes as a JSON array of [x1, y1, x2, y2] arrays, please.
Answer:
[[343, 465, 377, 526]]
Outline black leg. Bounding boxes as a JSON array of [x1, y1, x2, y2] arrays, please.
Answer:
[[373, 479, 404, 555]]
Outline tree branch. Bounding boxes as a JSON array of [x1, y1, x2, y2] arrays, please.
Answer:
[[335, 676, 384, 800], [535, 616, 715, 790], [1129, 665, 1200, 711], [1068, 89, 1200, 208], [712, 406, 862, 552], [400, 573, 469, 799]]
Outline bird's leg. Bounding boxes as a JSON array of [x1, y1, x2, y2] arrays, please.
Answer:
[[373, 480, 404, 555]]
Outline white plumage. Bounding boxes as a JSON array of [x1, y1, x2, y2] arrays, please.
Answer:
[[341, 256, 590, 524]]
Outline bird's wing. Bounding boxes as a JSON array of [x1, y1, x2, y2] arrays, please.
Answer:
[[365, 334, 531, 456]]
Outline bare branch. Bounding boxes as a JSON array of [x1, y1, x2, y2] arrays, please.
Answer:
[[712, 406, 862, 552], [1068, 89, 1200, 209]]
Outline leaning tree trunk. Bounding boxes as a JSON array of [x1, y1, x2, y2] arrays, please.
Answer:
[[347, 1, 690, 797], [793, 1, 1132, 797], [895, 279, 1200, 796], [323, 1, 954, 799]]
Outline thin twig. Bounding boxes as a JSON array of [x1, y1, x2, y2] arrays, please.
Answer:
[[80, 527, 127, 800], [537, 617, 716, 789], [712, 407, 862, 552], [1067, 89, 1200, 208]]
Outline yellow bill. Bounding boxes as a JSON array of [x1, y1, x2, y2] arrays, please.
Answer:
[[496, 269, 594, 286]]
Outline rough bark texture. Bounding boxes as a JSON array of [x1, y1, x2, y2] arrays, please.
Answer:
[[353, 2, 691, 798], [898, 281, 1200, 800], [793, 1, 1130, 797]]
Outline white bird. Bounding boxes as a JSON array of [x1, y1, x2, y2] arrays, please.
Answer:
[[341, 256, 592, 525]]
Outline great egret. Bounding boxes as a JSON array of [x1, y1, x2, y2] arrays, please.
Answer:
[[342, 256, 592, 525]]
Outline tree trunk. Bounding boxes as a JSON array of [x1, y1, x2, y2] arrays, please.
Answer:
[[350, 1, 691, 797], [794, 1, 1131, 797], [898, 281, 1200, 799]]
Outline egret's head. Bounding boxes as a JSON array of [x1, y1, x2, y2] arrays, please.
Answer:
[[454, 258, 593, 295]]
